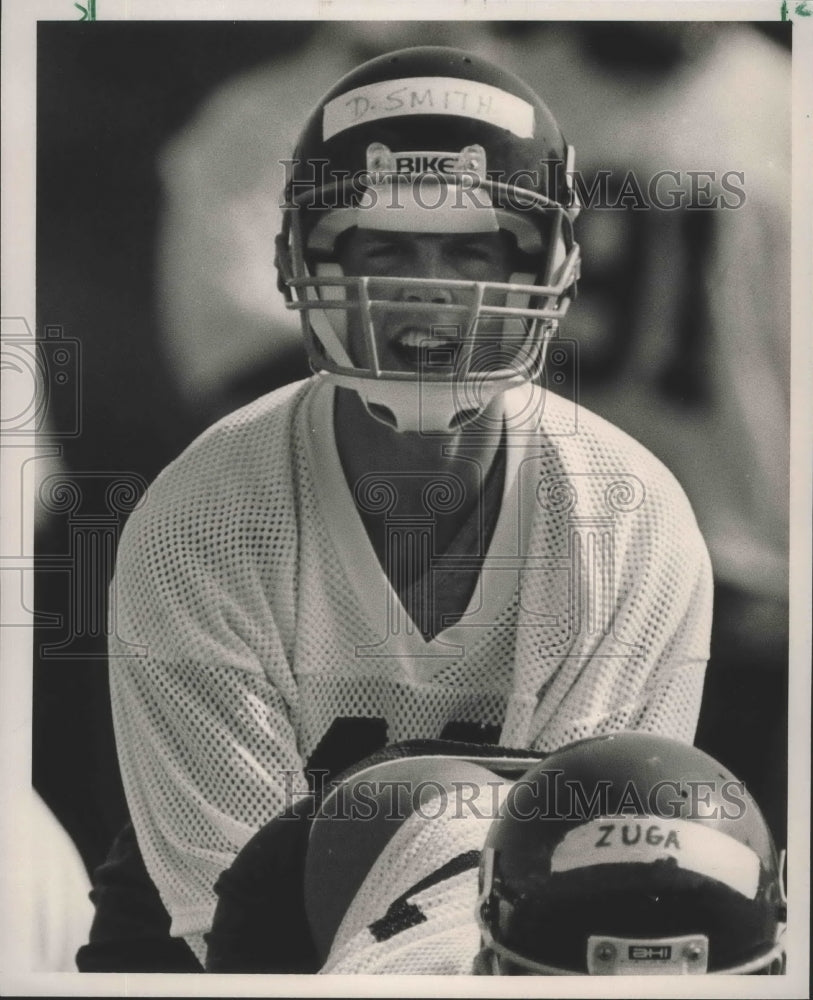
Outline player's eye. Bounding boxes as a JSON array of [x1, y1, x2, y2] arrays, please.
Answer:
[[453, 241, 493, 260], [357, 240, 405, 269], [369, 241, 401, 258]]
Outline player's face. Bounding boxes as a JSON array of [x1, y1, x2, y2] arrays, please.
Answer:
[[334, 228, 522, 374]]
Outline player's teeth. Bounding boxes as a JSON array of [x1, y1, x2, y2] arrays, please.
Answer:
[[398, 332, 454, 348]]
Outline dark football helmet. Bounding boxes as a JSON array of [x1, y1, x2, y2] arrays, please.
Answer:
[[275, 45, 580, 432], [477, 732, 786, 975]]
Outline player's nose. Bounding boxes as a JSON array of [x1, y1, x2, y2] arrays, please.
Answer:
[[397, 284, 454, 305], [397, 245, 455, 304]]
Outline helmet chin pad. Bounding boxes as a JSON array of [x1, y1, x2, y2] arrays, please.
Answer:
[[328, 371, 509, 434], [326, 329, 549, 434]]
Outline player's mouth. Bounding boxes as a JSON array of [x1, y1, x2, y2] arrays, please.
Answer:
[[389, 328, 461, 370]]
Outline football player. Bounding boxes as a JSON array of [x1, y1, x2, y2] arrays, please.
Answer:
[[260, 733, 783, 976], [102, 46, 713, 966]]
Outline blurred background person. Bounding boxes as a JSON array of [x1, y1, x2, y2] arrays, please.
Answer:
[[18, 789, 94, 972]]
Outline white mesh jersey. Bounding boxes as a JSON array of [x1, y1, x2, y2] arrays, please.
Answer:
[[319, 781, 511, 976], [108, 375, 712, 962]]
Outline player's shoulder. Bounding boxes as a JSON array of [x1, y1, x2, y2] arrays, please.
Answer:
[[543, 388, 700, 515], [119, 378, 314, 547], [177, 376, 312, 471], [147, 379, 310, 501], [532, 388, 711, 573]]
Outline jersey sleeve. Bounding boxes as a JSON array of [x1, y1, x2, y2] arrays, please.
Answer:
[[625, 518, 713, 741], [607, 453, 714, 745], [108, 424, 307, 965], [506, 411, 715, 752]]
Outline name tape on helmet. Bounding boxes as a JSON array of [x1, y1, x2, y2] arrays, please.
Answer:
[[550, 817, 761, 899], [323, 76, 535, 141]]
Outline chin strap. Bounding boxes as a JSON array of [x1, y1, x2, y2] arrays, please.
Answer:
[[325, 370, 509, 434], [326, 324, 550, 434]]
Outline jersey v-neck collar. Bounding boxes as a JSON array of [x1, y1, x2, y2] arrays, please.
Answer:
[[301, 380, 540, 672]]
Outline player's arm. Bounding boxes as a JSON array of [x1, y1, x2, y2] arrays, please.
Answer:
[[590, 456, 715, 745], [601, 451, 716, 744], [626, 515, 714, 742], [518, 458, 714, 751], [108, 482, 307, 966]]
